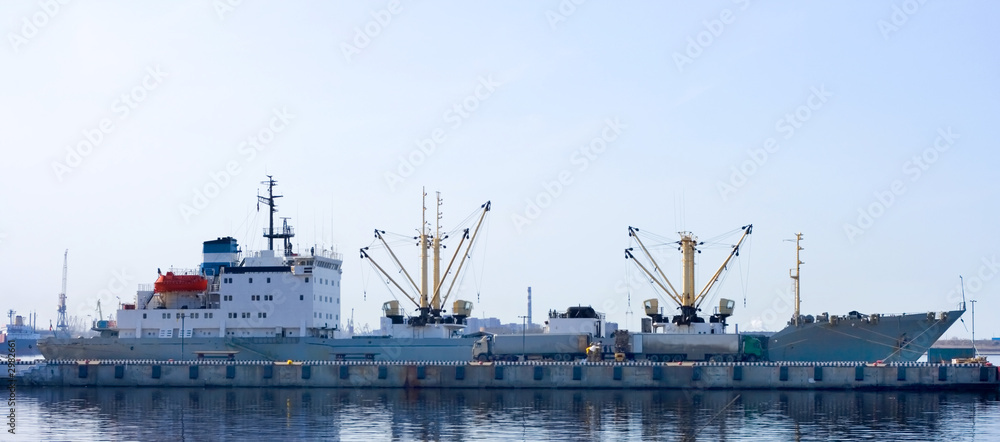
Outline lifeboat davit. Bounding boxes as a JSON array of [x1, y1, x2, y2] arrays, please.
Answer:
[[153, 272, 208, 293]]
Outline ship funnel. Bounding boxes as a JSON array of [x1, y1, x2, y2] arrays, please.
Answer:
[[201, 237, 241, 276]]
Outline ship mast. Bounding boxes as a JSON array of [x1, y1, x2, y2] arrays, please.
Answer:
[[680, 232, 697, 309], [419, 188, 430, 315], [432, 191, 443, 313], [790, 232, 804, 326], [259, 176, 294, 255]]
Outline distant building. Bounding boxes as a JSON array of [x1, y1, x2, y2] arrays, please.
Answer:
[[466, 317, 501, 332]]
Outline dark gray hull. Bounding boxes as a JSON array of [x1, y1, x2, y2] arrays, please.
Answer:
[[5, 338, 42, 358], [37, 335, 479, 362], [766, 310, 964, 362]]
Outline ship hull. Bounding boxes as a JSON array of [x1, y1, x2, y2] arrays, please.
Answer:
[[766, 310, 964, 362], [2, 337, 42, 358], [37, 335, 479, 362]]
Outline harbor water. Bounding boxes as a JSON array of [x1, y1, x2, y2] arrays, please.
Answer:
[[10, 387, 1000, 441]]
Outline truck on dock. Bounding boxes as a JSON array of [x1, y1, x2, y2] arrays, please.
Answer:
[[472, 333, 591, 361]]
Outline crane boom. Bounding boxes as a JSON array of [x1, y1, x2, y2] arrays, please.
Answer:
[[694, 224, 752, 308], [438, 201, 490, 308], [627, 226, 682, 300], [360, 248, 421, 308]]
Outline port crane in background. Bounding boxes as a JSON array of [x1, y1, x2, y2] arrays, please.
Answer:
[[56, 249, 69, 337]]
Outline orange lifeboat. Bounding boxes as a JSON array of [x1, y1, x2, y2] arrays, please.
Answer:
[[153, 272, 208, 293]]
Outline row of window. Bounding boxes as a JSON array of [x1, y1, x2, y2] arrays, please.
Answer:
[[314, 261, 340, 270], [223, 277, 274, 284], [316, 278, 339, 286], [223, 294, 278, 302], [226, 312, 268, 319], [156, 312, 215, 319], [315, 295, 339, 304], [314, 313, 338, 320], [224, 276, 338, 285]]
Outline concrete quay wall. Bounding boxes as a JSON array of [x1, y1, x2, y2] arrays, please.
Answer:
[[18, 360, 1000, 390]]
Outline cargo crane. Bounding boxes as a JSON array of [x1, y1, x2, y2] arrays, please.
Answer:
[[56, 249, 68, 337], [625, 224, 752, 328], [619, 224, 763, 362], [360, 189, 490, 330]]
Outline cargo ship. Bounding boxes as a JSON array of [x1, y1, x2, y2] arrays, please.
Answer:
[[37, 181, 961, 363], [2, 310, 42, 357], [38, 178, 492, 362], [473, 226, 963, 363], [616, 227, 962, 363]]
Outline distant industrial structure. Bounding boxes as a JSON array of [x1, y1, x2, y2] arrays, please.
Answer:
[[56, 249, 69, 337]]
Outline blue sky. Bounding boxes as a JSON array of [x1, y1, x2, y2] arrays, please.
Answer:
[[2, 1, 997, 338]]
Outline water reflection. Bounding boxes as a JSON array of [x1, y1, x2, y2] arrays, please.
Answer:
[[16, 387, 1000, 441]]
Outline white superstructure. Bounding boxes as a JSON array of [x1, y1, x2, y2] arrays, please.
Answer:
[[114, 248, 344, 340], [105, 176, 346, 342]]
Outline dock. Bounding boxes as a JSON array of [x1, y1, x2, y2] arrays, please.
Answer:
[[15, 360, 1000, 390]]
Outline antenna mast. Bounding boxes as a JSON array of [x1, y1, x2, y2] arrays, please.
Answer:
[[419, 188, 430, 313], [432, 191, 443, 312], [57, 249, 68, 335], [790, 233, 803, 326], [259, 176, 294, 255]]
